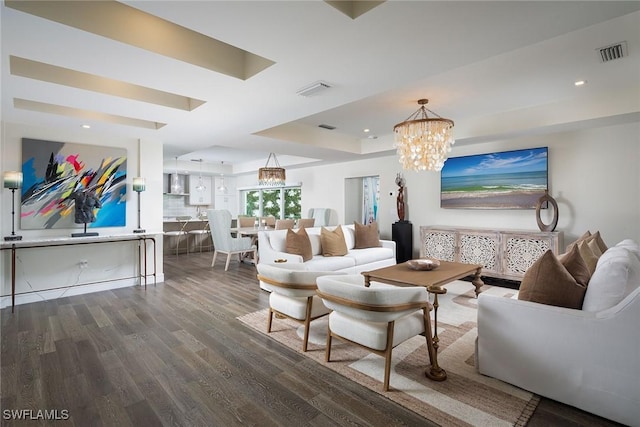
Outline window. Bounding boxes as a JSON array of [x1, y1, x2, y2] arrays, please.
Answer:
[[240, 185, 302, 219]]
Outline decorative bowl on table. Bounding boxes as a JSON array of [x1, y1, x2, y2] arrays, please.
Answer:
[[406, 258, 440, 271]]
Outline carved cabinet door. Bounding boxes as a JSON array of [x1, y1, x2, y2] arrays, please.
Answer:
[[457, 231, 500, 276], [420, 228, 456, 261], [501, 233, 555, 280]]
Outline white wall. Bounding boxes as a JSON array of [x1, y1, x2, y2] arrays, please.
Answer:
[[2, 118, 638, 306], [0, 122, 165, 307], [238, 121, 640, 257]]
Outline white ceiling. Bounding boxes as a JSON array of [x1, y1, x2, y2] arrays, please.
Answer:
[[2, 1, 640, 176]]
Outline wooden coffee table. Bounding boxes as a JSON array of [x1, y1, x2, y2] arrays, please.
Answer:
[[361, 261, 484, 381]]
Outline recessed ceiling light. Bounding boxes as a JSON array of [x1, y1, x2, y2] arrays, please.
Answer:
[[574, 80, 587, 87], [81, 124, 91, 129], [363, 128, 370, 133]]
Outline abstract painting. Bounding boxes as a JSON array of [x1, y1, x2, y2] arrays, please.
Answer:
[[441, 147, 548, 209], [21, 138, 127, 229]]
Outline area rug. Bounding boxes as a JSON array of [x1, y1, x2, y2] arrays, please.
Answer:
[[237, 281, 539, 427]]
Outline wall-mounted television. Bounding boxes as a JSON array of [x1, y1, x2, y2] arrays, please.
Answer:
[[441, 147, 548, 209]]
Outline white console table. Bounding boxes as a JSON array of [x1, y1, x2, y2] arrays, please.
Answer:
[[420, 226, 563, 281], [1, 232, 159, 313]]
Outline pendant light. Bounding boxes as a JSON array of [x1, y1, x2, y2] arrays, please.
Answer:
[[170, 156, 183, 193], [258, 152, 286, 186], [217, 161, 228, 193], [193, 159, 206, 192]]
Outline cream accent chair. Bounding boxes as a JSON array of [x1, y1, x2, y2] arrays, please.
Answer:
[[207, 209, 256, 271], [316, 274, 433, 391], [257, 263, 345, 351], [275, 219, 295, 230], [296, 218, 315, 229]]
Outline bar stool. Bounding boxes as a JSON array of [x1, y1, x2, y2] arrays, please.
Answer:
[[164, 216, 191, 256], [188, 221, 211, 253]]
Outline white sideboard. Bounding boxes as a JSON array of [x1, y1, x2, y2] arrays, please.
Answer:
[[419, 225, 563, 281]]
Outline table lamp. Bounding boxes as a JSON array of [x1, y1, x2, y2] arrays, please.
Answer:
[[133, 177, 146, 233], [3, 171, 23, 241]]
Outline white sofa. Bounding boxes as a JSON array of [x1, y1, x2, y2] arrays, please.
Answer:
[[476, 239, 640, 426], [257, 224, 396, 289]]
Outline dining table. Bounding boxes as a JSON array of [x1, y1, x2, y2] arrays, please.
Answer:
[[230, 225, 274, 263], [230, 225, 275, 236]]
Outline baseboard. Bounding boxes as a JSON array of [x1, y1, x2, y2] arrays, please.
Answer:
[[0, 273, 165, 309], [461, 274, 521, 290]]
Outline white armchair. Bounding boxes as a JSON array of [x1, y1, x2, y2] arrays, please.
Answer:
[[256, 263, 345, 351], [207, 209, 256, 271], [477, 242, 640, 426], [316, 274, 433, 391]]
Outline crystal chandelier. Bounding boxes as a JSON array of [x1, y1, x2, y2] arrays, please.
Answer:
[[393, 99, 455, 172], [258, 152, 286, 186]]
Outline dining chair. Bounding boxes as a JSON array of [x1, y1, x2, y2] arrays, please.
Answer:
[[238, 216, 256, 228], [275, 219, 295, 230], [262, 216, 276, 227], [164, 216, 191, 257], [207, 209, 256, 271], [308, 208, 339, 226], [296, 218, 315, 229], [316, 274, 433, 391]]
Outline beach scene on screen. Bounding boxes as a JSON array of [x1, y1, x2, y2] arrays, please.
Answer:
[[441, 147, 548, 209]]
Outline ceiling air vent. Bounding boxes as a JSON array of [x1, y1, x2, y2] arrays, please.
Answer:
[[296, 81, 331, 97], [318, 124, 336, 130], [597, 41, 627, 63]]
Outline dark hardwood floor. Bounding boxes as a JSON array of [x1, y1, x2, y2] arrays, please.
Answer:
[[1, 253, 623, 426]]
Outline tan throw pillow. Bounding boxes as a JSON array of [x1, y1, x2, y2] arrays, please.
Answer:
[[285, 227, 312, 261], [566, 230, 591, 252], [586, 231, 608, 254], [557, 244, 591, 287], [578, 241, 599, 275], [587, 238, 603, 257], [354, 221, 382, 249], [320, 226, 348, 256], [518, 250, 586, 309]]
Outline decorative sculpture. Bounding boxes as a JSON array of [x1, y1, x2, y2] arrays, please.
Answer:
[[71, 188, 102, 237], [395, 173, 406, 221], [535, 190, 559, 232]]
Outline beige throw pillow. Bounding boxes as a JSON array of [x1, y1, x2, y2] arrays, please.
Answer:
[[578, 241, 599, 275], [518, 250, 586, 309], [285, 227, 313, 261], [566, 230, 591, 252], [557, 244, 591, 287], [586, 231, 608, 254], [354, 221, 382, 249], [320, 226, 348, 256]]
